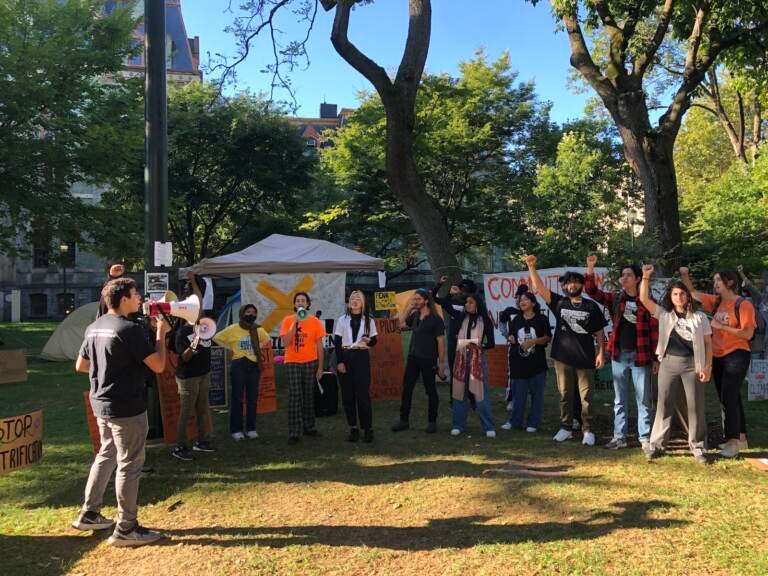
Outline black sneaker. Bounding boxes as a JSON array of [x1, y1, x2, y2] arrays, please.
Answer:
[[171, 446, 193, 461], [391, 420, 409, 432], [362, 429, 374, 443], [303, 429, 321, 437], [288, 436, 300, 445], [347, 428, 360, 442], [425, 422, 437, 434], [107, 524, 164, 547], [192, 441, 216, 453], [72, 510, 115, 531]]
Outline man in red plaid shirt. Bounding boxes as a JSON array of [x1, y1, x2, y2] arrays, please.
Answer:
[[585, 256, 658, 450]]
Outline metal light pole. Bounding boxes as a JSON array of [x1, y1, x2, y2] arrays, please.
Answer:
[[60, 243, 69, 316], [144, 0, 168, 272]]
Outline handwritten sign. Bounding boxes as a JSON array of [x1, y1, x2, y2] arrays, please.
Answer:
[[369, 317, 405, 400], [208, 346, 228, 408], [0, 410, 43, 474], [748, 359, 768, 401], [374, 291, 397, 311], [0, 350, 27, 384]]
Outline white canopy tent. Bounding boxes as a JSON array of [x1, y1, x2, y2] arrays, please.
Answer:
[[186, 234, 384, 277]]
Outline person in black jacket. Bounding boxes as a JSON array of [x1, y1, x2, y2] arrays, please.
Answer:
[[431, 275, 478, 381], [445, 293, 497, 437]]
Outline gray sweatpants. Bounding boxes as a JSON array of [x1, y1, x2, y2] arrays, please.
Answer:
[[650, 355, 706, 455], [82, 411, 148, 533]]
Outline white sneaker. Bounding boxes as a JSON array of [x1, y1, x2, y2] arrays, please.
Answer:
[[718, 439, 748, 450], [231, 432, 245, 441], [486, 430, 496, 438], [525, 427, 537, 433], [450, 428, 461, 436], [246, 430, 259, 439], [582, 431, 596, 446], [500, 422, 513, 431], [553, 428, 573, 442], [719, 440, 740, 458], [572, 419, 581, 431]]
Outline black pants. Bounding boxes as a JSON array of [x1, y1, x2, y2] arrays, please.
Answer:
[[399, 355, 439, 423], [339, 350, 372, 430], [713, 349, 750, 439]]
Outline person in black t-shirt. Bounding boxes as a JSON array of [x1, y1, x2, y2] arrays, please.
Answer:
[[392, 289, 446, 433], [525, 255, 607, 446], [500, 288, 552, 433], [72, 277, 169, 547]]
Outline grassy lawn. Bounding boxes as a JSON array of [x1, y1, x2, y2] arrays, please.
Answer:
[[1, 321, 767, 576]]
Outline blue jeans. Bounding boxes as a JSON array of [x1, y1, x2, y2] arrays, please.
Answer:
[[452, 355, 495, 432], [611, 350, 652, 441], [230, 358, 260, 433], [508, 371, 547, 429]]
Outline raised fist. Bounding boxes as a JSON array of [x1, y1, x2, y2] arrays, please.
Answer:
[[679, 266, 689, 276], [586, 255, 597, 268], [109, 264, 125, 278], [440, 275, 448, 283], [524, 255, 537, 268], [642, 264, 654, 277]]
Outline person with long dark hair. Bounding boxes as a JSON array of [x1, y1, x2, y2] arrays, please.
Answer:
[[501, 288, 551, 433], [445, 293, 497, 437], [681, 268, 756, 458], [213, 304, 271, 441], [392, 289, 446, 433], [334, 290, 378, 442], [639, 266, 712, 464]]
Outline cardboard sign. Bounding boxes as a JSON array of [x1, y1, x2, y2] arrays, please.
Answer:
[[0, 350, 28, 384], [256, 349, 278, 414], [83, 391, 101, 454], [748, 359, 768, 401], [486, 345, 509, 389], [208, 346, 229, 408], [369, 317, 405, 400], [374, 291, 397, 311], [0, 410, 43, 474]]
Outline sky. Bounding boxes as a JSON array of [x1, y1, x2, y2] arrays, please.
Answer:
[[181, 0, 591, 124]]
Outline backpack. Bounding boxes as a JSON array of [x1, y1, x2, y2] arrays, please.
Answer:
[[732, 297, 766, 353]]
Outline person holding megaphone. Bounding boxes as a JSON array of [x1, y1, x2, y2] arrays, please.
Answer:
[[214, 304, 271, 441], [280, 292, 327, 444]]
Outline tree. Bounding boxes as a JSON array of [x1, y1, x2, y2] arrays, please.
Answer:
[[302, 52, 558, 273], [534, 0, 768, 269], [0, 0, 139, 253], [87, 82, 315, 267]]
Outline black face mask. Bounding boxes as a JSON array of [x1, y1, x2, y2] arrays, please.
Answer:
[[242, 315, 256, 325]]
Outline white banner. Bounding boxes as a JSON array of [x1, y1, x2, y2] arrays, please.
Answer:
[[240, 273, 346, 336], [483, 267, 609, 344], [748, 359, 768, 401]]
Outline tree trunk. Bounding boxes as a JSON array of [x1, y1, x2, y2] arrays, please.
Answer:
[[385, 105, 461, 282]]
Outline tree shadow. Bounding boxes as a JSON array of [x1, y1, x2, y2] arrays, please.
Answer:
[[161, 499, 686, 551], [0, 532, 109, 576]]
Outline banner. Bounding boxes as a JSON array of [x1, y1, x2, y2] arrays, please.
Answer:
[[483, 267, 609, 344], [748, 359, 768, 401], [0, 410, 43, 474], [241, 273, 346, 336]]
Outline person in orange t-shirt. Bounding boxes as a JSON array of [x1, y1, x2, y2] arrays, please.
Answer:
[[681, 268, 756, 458], [279, 292, 326, 444]]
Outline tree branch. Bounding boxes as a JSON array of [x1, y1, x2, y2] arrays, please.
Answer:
[[562, 11, 616, 104], [632, 0, 675, 79]]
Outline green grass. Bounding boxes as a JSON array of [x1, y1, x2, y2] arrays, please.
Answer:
[[1, 322, 767, 576]]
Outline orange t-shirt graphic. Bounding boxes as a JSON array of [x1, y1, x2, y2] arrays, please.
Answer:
[[699, 294, 756, 357], [279, 315, 326, 363]]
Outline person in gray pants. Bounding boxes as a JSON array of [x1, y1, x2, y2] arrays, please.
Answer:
[[72, 277, 170, 546], [639, 265, 713, 464]]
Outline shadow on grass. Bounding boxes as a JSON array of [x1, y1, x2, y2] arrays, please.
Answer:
[[161, 499, 685, 550], [0, 531, 109, 576]]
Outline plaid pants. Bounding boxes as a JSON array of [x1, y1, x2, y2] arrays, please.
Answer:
[[286, 360, 318, 438]]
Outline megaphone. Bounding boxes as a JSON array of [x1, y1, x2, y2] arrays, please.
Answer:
[[193, 317, 217, 340], [296, 307, 309, 321], [143, 294, 200, 325]]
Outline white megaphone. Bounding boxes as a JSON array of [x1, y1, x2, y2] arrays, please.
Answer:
[[296, 307, 309, 321], [143, 294, 200, 325], [193, 317, 217, 340]]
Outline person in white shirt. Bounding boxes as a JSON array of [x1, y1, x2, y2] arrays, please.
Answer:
[[334, 291, 378, 442]]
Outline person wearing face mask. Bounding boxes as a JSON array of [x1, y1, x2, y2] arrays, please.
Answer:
[[501, 287, 552, 433], [334, 291, 378, 443], [279, 292, 327, 444], [681, 268, 756, 458], [392, 289, 446, 434], [444, 293, 497, 437], [525, 255, 607, 446], [584, 256, 659, 451], [213, 304, 271, 441], [639, 265, 712, 464]]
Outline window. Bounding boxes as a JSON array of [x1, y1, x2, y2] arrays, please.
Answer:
[[33, 244, 49, 269], [29, 294, 48, 317]]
